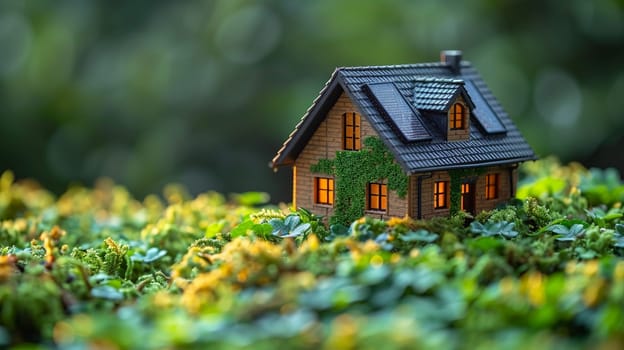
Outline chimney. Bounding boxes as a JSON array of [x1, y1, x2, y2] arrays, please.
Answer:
[[440, 50, 462, 74]]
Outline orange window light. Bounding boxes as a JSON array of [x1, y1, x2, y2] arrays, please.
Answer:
[[434, 181, 448, 209], [461, 183, 470, 211], [368, 182, 388, 211], [450, 103, 465, 130], [485, 174, 499, 200], [315, 177, 334, 205], [343, 112, 361, 150]]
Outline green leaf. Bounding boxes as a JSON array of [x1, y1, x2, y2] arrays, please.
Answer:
[[547, 224, 569, 235], [358, 266, 391, 285], [330, 224, 349, 236], [91, 286, 124, 301], [400, 229, 439, 243], [285, 223, 311, 238], [230, 219, 254, 238], [231, 192, 270, 206], [284, 215, 301, 230], [131, 247, 167, 263], [470, 221, 518, 238], [252, 223, 273, 237], [467, 236, 504, 251]]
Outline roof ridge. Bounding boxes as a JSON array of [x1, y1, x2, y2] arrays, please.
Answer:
[[335, 60, 472, 71], [412, 76, 464, 84], [336, 62, 445, 70]]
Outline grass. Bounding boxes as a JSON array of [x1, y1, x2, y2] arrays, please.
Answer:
[[2, 158, 624, 349]]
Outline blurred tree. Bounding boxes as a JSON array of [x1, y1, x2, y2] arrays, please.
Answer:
[[0, 0, 622, 202]]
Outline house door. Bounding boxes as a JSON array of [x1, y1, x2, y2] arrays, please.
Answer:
[[461, 182, 476, 215]]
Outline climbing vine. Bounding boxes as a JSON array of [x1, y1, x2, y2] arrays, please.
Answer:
[[448, 168, 485, 215], [310, 137, 408, 225]]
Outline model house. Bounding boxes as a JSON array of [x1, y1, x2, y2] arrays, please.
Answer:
[[271, 51, 535, 223]]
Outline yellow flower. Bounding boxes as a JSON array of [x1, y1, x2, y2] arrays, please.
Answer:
[[409, 249, 420, 258], [237, 269, 249, 283], [13, 218, 27, 232], [300, 234, 320, 252], [583, 260, 599, 277], [565, 261, 577, 275], [614, 261, 624, 281], [182, 269, 229, 313], [390, 253, 401, 264], [521, 271, 545, 306], [387, 215, 413, 228], [583, 278, 605, 308], [370, 254, 384, 267], [325, 314, 358, 350], [361, 240, 380, 253], [48, 225, 66, 240], [0, 255, 17, 281], [151, 291, 176, 309]]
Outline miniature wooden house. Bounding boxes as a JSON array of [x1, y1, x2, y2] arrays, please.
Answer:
[[272, 51, 535, 223]]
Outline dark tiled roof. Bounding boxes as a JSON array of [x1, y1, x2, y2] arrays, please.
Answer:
[[412, 77, 465, 112], [272, 60, 536, 173], [362, 82, 432, 143]]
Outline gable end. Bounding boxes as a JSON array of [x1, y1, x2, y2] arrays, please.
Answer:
[[272, 73, 344, 168]]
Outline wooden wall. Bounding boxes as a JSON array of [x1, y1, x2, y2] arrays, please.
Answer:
[[293, 91, 408, 221], [292, 89, 518, 222], [411, 165, 517, 219]]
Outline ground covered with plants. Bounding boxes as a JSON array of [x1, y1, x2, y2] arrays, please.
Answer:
[[3, 159, 624, 349]]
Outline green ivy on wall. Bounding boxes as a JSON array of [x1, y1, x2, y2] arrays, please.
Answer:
[[310, 137, 408, 225], [448, 168, 485, 215]]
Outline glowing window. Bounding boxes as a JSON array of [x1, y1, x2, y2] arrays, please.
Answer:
[[485, 174, 499, 200], [368, 182, 388, 211], [461, 183, 469, 211], [450, 103, 465, 130], [434, 181, 448, 209], [315, 177, 334, 205], [343, 112, 361, 150]]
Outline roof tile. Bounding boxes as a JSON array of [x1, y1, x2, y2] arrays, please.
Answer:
[[272, 61, 535, 172]]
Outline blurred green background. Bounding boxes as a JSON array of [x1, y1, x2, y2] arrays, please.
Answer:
[[0, 0, 623, 203]]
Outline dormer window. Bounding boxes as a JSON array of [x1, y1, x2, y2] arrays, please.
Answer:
[[343, 112, 361, 150], [450, 103, 466, 130]]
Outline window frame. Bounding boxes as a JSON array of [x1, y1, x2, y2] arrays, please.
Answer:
[[314, 177, 334, 206], [449, 102, 465, 130], [367, 182, 388, 212], [343, 112, 361, 151], [461, 183, 469, 211], [433, 181, 449, 209], [485, 173, 499, 200]]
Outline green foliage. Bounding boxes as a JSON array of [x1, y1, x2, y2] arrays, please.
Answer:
[[4, 160, 624, 348], [470, 221, 519, 238], [580, 168, 624, 206], [546, 223, 585, 241], [399, 229, 439, 243], [268, 214, 311, 238], [477, 197, 556, 233], [310, 137, 408, 225], [309, 158, 335, 175], [131, 247, 167, 264], [449, 168, 485, 215]]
